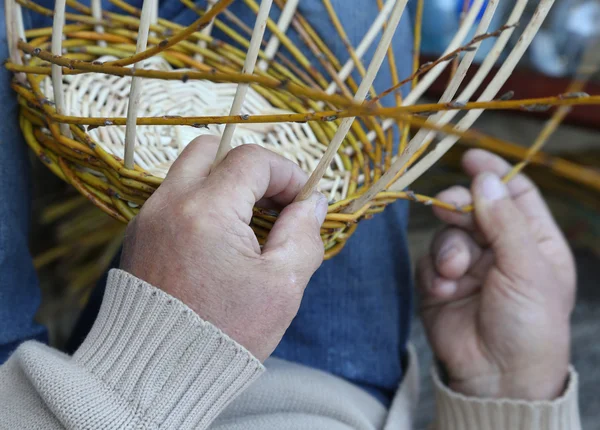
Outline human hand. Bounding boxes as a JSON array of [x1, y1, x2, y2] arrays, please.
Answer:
[[121, 136, 327, 362], [418, 149, 576, 400]]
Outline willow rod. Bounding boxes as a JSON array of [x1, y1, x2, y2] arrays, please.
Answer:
[[123, 0, 156, 169], [214, 0, 274, 165], [295, 0, 408, 202], [51, 0, 72, 138], [386, 0, 555, 194], [345, 0, 546, 213]]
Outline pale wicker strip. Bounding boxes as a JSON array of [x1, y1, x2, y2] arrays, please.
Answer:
[[42, 56, 352, 201]]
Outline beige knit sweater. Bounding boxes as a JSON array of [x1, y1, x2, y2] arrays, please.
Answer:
[[0, 270, 581, 429]]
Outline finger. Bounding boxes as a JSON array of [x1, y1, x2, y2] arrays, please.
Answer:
[[205, 145, 309, 224], [164, 135, 220, 185], [432, 185, 475, 230], [262, 191, 327, 285], [471, 172, 542, 276], [462, 149, 561, 235], [430, 227, 483, 280], [417, 255, 481, 308]]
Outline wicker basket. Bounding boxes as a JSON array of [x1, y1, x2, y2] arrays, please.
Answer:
[[5, 0, 599, 259]]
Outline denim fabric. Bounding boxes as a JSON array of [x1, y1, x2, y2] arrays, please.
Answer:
[[3, 1, 414, 406], [0, 14, 48, 363]]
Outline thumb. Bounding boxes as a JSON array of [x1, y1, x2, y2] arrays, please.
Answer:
[[472, 173, 540, 276], [262, 191, 327, 282]]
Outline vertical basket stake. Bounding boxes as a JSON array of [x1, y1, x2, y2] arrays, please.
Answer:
[[385, 0, 501, 168], [347, 0, 554, 213], [91, 0, 106, 47], [5, 0, 26, 84], [364, 0, 488, 141], [213, 0, 274, 166], [258, 0, 299, 71], [51, 0, 72, 138], [294, 0, 408, 203], [150, 0, 158, 37], [123, 0, 157, 169], [324, 0, 396, 97], [195, 0, 218, 63], [386, 0, 555, 191], [374, 0, 529, 142]]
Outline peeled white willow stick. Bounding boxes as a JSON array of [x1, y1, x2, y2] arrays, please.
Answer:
[[453, 0, 528, 107], [374, 0, 528, 140], [439, 0, 499, 104], [400, 0, 484, 106], [51, 0, 72, 138], [195, 0, 217, 62], [15, 1, 25, 41], [5, 0, 26, 83], [294, 0, 408, 202], [124, 0, 156, 169], [214, 0, 274, 165], [363, 0, 485, 142], [345, 0, 538, 213], [387, 0, 500, 162], [150, 1, 159, 37], [324, 0, 396, 96], [369, 0, 528, 144], [404, 0, 527, 140], [258, 0, 298, 71], [91, 0, 106, 47], [388, 0, 555, 192]]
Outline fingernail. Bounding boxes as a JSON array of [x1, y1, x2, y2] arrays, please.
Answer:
[[311, 192, 328, 225], [476, 173, 507, 202], [434, 279, 457, 296], [436, 244, 458, 267]]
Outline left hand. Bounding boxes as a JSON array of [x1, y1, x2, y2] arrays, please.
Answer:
[[417, 149, 576, 400]]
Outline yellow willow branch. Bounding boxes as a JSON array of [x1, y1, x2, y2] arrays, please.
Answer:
[[104, 0, 235, 66], [15, 41, 361, 108], [370, 23, 518, 106]]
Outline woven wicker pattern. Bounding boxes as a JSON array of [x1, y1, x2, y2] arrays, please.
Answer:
[[43, 54, 352, 201], [5, 0, 600, 259]]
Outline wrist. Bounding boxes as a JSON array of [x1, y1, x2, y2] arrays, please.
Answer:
[[448, 367, 570, 401]]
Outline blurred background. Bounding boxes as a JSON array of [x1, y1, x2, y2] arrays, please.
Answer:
[[28, 0, 599, 428]]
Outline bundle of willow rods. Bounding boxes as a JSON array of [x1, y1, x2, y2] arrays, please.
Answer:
[[5, 0, 600, 258]]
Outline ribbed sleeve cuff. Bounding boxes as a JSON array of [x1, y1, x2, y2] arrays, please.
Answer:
[[432, 366, 581, 430], [73, 269, 264, 429]]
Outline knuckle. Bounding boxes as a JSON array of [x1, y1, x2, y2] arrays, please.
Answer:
[[228, 143, 264, 162]]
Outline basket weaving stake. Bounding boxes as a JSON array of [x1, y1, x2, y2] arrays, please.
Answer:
[[386, 0, 555, 192], [383, 0, 528, 149], [51, 0, 72, 138], [294, 0, 408, 203], [91, 0, 106, 47], [258, 0, 299, 71], [364, 0, 486, 141], [325, 0, 396, 96], [195, 0, 217, 62], [124, 0, 157, 169], [344, 0, 527, 214], [213, 0, 274, 166], [382, 0, 500, 167], [5, 0, 26, 83]]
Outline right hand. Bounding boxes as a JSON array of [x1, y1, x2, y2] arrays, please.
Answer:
[[121, 136, 328, 362]]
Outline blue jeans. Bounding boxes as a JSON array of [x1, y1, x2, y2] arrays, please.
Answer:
[[1, 1, 413, 406]]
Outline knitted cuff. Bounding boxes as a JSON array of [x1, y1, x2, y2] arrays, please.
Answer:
[[431, 365, 581, 430], [74, 269, 264, 429]]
